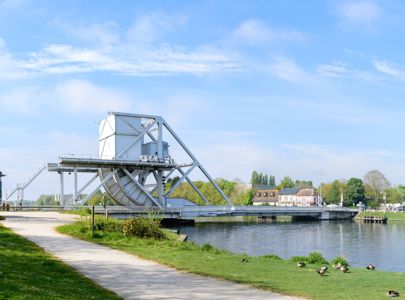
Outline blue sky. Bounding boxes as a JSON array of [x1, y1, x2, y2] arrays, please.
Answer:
[[2, 0, 405, 199]]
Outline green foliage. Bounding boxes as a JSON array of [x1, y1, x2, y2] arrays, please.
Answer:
[[87, 191, 118, 206], [90, 217, 123, 233], [290, 252, 329, 265], [0, 215, 4, 220], [277, 176, 295, 189], [332, 256, 349, 267], [122, 218, 166, 240], [294, 180, 313, 188], [35, 194, 59, 206], [201, 243, 215, 251], [59, 221, 405, 300], [262, 254, 282, 260], [0, 224, 120, 299], [364, 170, 391, 206], [170, 178, 253, 206], [251, 171, 276, 186], [346, 178, 365, 205]]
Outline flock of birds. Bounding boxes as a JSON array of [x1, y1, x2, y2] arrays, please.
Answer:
[[296, 261, 400, 298], [240, 257, 401, 297]]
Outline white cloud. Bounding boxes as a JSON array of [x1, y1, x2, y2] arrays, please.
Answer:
[[336, 1, 381, 25], [0, 42, 238, 78], [317, 61, 350, 77], [55, 80, 132, 113], [232, 18, 306, 45], [126, 11, 187, 44], [372, 59, 404, 78]]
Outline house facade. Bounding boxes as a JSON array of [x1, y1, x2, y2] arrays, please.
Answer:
[[278, 188, 322, 207], [252, 189, 278, 206], [253, 187, 323, 207]]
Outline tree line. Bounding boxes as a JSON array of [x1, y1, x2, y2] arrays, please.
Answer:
[[33, 169, 403, 208]]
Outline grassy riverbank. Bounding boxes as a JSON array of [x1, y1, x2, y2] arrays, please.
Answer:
[[57, 218, 405, 300], [0, 222, 121, 299], [355, 211, 405, 221]]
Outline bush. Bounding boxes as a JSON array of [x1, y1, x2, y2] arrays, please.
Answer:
[[201, 243, 214, 251], [331, 256, 349, 267], [122, 217, 166, 240], [0, 215, 5, 221], [307, 252, 329, 265], [262, 254, 282, 260], [88, 218, 123, 233], [290, 252, 328, 265]]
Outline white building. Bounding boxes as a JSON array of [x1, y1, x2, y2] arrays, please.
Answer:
[[278, 188, 322, 207]]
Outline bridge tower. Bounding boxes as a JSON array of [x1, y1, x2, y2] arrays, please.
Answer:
[[57, 112, 233, 207]]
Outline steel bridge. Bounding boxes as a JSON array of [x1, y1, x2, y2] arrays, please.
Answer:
[[92, 205, 359, 220]]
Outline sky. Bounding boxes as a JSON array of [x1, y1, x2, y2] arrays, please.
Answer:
[[2, 0, 405, 200]]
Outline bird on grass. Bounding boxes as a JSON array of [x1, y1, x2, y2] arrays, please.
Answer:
[[297, 261, 306, 268], [386, 290, 400, 297], [320, 265, 328, 272], [316, 268, 327, 276], [340, 265, 349, 273], [366, 264, 376, 270], [241, 258, 249, 263], [332, 263, 342, 269]]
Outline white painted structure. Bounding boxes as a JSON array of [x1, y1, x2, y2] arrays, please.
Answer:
[[57, 112, 233, 207]]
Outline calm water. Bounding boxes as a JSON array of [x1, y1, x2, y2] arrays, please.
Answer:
[[179, 220, 405, 272]]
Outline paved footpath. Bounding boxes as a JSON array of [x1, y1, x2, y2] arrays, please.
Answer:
[[1, 211, 303, 300]]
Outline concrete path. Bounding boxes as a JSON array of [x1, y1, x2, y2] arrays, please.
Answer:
[[1, 211, 303, 300]]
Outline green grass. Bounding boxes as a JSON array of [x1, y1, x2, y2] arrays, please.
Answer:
[[0, 223, 121, 300], [355, 211, 405, 221], [57, 219, 405, 300]]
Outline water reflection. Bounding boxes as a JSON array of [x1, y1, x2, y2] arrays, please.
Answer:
[[179, 220, 405, 272]]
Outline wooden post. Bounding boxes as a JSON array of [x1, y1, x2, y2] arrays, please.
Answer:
[[105, 209, 108, 220], [91, 205, 95, 237]]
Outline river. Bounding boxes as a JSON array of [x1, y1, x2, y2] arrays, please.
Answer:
[[179, 219, 405, 272]]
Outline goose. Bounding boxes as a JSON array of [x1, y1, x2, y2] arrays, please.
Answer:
[[241, 258, 249, 263], [297, 262, 306, 268], [386, 290, 400, 297], [316, 268, 327, 276], [366, 264, 376, 270], [340, 265, 349, 273], [320, 265, 328, 272], [332, 263, 342, 269]]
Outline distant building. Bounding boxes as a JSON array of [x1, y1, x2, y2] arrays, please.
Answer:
[[252, 189, 278, 206], [278, 188, 322, 207]]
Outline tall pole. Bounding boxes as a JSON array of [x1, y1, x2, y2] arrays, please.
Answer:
[[59, 172, 64, 206], [0, 172, 5, 204]]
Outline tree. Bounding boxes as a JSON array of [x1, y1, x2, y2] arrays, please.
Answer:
[[35, 194, 59, 206], [277, 176, 294, 189], [327, 180, 341, 204], [294, 180, 313, 188], [250, 171, 276, 186], [87, 191, 118, 206], [346, 178, 365, 206], [363, 170, 390, 207]]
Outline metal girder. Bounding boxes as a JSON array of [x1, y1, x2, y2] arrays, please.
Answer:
[[79, 170, 118, 205], [123, 169, 162, 208]]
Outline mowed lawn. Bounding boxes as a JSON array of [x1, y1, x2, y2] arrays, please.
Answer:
[[58, 220, 405, 300], [0, 222, 121, 300]]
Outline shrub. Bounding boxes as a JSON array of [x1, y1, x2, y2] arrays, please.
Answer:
[[201, 243, 214, 252], [331, 256, 349, 267], [122, 217, 166, 240], [307, 252, 329, 265], [0, 215, 5, 221], [87, 218, 123, 233], [290, 252, 328, 265], [262, 254, 282, 260]]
